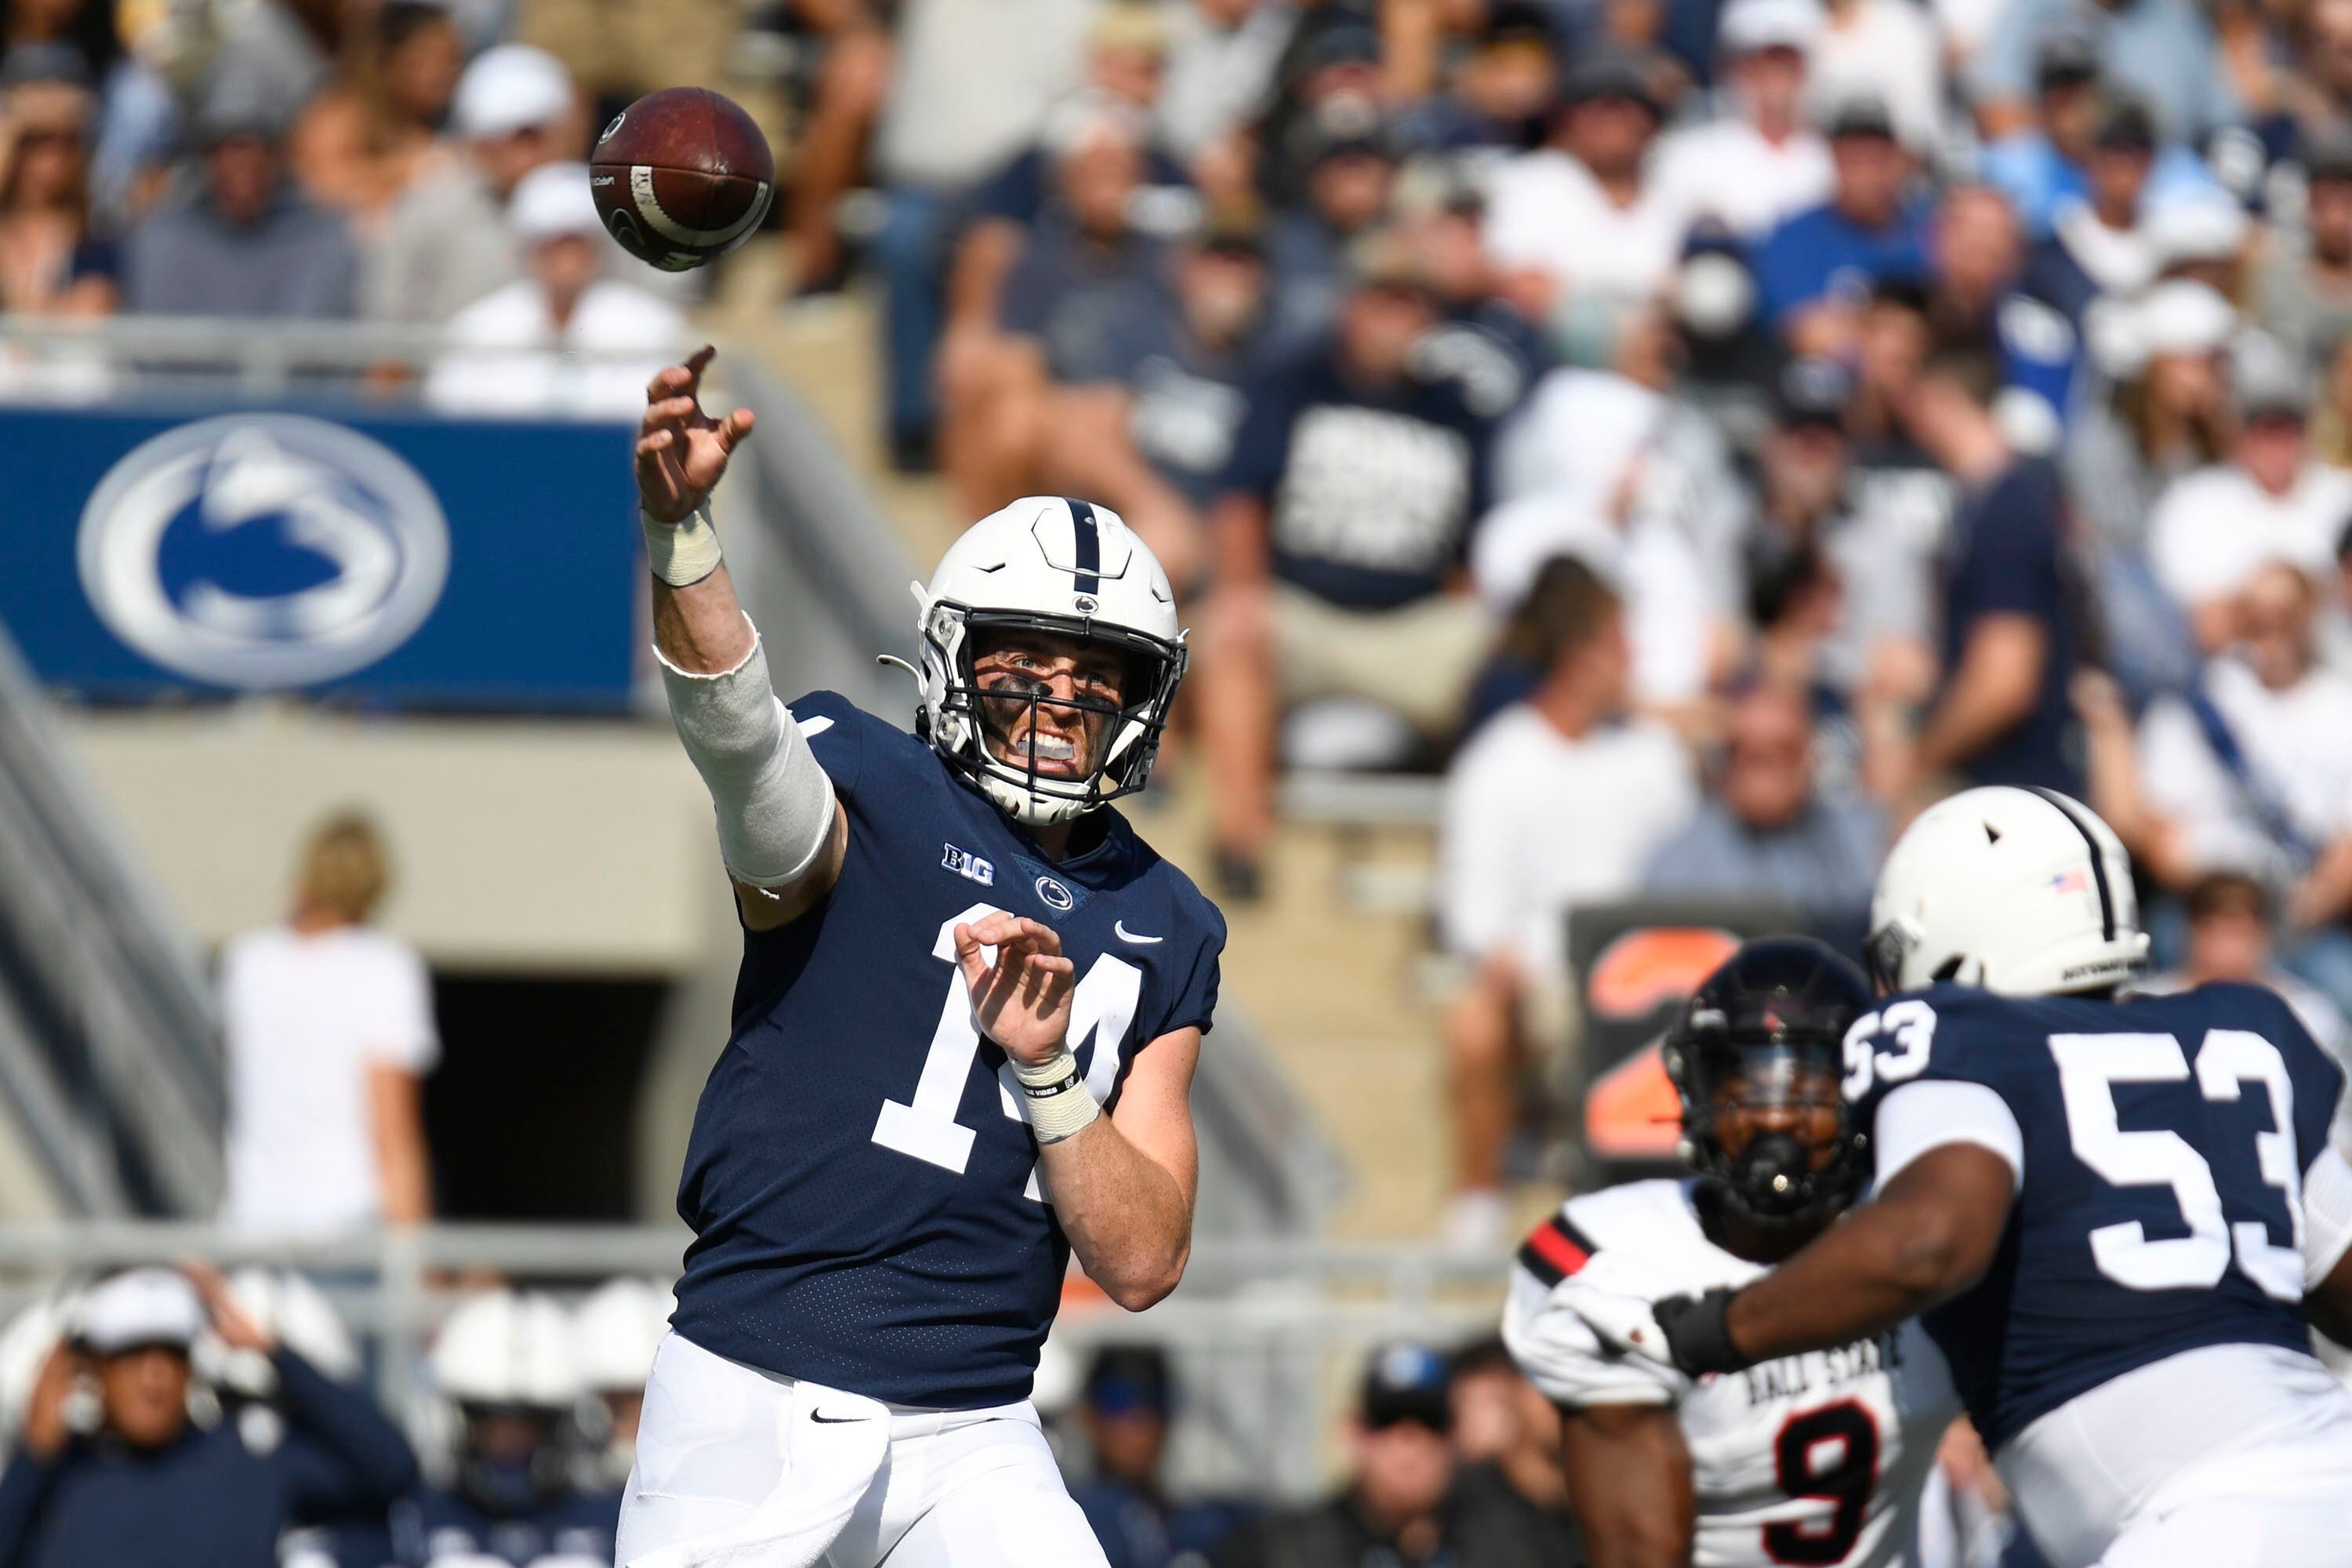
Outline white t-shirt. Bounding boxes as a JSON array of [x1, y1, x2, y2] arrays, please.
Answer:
[[1439, 706, 1697, 975], [2146, 463, 2352, 612], [1808, 0, 1944, 149], [2137, 656, 2352, 878], [1502, 1179, 1960, 1567], [220, 924, 439, 1236], [1482, 149, 1686, 306], [423, 278, 689, 420], [1472, 493, 1714, 703], [1649, 119, 1834, 241]]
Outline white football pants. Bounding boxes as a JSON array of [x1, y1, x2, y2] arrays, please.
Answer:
[[616, 1331, 1109, 1568]]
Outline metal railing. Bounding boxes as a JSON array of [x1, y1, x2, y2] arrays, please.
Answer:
[[0, 1221, 1510, 1501], [0, 623, 224, 1217]]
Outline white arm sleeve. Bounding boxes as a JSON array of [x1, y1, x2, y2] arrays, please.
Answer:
[[2303, 1140, 2352, 1290], [1501, 1265, 1686, 1409], [1871, 1080, 2025, 1192], [657, 622, 837, 889]]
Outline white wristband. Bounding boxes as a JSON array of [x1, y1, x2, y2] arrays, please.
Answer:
[[1014, 1047, 1100, 1145], [644, 503, 724, 587]]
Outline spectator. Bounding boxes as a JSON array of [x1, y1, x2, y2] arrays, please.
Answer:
[[1843, 279, 1964, 571], [394, 1290, 616, 1566], [777, 0, 893, 296], [0, 1265, 417, 1566], [2019, 94, 2171, 318], [1214, 1345, 1565, 1568], [1399, 2, 1559, 158], [1479, 301, 1726, 707], [513, 0, 733, 112], [569, 1278, 671, 1490], [1195, 234, 1506, 895], [2147, 345, 2352, 650], [1650, 0, 1832, 241], [2253, 130, 2352, 372], [940, 98, 1174, 513], [287, 0, 461, 229], [1903, 348, 2088, 796], [1040, 215, 1276, 589], [1809, 0, 1944, 151], [1750, 94, 1929, 358], [869, 0, 1098, 467], [2066, 279, 2232, 695], [1445, 1338, 1582, 1561], [1644, 678, 1886, 931], [1067, 1346, 1249, 1568], [1926, 183, 2078, 450], [1971, 0, 2241, 147], [2133, 564, 2352, 978], [1160, 0, 1298, 164], [0, 64, 109, 315], [1483, 50, 1681, 315], [2136, 872, 2352, 1073], [365, 42, 583, 325], [423, 162, 688, 419], [1261, 103, 1399, 354], [1436, 560, 1694, 1239], [219, 813, 436, 1239], [199, 0, 351, 147], [118, 95, 356, 318]]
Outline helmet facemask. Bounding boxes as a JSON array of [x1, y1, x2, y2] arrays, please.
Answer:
[[920, 603, 1187, 828], [1669, 1019, 1867, 1233]]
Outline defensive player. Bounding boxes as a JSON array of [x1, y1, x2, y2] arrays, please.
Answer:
[[613, 350, 1222, 1568], [1559, 787, 2352, 1567], [1503, 938, 1959, 1567]]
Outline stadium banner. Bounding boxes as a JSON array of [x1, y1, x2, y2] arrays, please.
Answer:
[[0, 405, 641, 710], [1566, 899, 1804, 1185]]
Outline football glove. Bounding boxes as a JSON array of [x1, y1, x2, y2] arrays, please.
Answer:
[[1559, 1282, 1751, 1377]]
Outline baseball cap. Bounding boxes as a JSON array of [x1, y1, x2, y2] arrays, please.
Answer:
[[1084, 1345, 1174, 1417], [1774, 356, 1851, 429], [1298, 19, 1383, 74], [2303, 128, 2352, 187], [2146, 191, 2249, 268], [1718, 0, 1824, 56], [2136, 279, 2237, 359], [510, 162, 603, 243], [1360, 1341, 1453, 1431], [1824, 93, 1896, 141], [2034, 30, 2100, 90], [2092, 96, 2157, 153], [1089, 0, 1169, 57], [1559, 50, 1662, 118], [2235, 339, 2312, 420], [76, 1269, 203, 1356], [452, 43, 575, 140], [1480, 1, 1556, 50]]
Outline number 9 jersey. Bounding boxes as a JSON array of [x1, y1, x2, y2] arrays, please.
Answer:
[[1504, 1180, 1961, 1567], [669, 693, 1224, 1410], [1842, 981, 2352, 1568]]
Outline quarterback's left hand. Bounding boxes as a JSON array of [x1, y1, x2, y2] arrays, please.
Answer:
[[1559, 1282, 1749, 1377], [955, 913, 1076, 1068]]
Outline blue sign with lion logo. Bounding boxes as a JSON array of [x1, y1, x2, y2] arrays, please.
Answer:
[[0, 407, 641, 710]]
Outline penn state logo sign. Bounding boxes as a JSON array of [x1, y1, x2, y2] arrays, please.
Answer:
[[75, 415, 450, 688]]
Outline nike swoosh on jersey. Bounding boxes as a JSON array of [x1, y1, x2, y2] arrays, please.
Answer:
[[1113, 921, 1163, 945], [809, 1410, 869, 1423]]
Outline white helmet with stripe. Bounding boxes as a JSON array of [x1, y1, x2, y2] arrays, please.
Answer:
[[1867, 786, 2150, 996], [913, 496, 1186, 827]]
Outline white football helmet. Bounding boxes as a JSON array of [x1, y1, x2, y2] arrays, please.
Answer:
[[1867, 786, 2150, 996], [569, 1276, 672, 1394], [913, 496, 1186, 827], [430, 1290, 579, 1409]]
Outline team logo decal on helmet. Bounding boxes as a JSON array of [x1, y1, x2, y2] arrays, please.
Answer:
[[909, 497, 1187, 828]]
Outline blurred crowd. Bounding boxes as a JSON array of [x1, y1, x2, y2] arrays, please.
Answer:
[[0, 0, 729, 410], [752, 0, 2352, 1241]]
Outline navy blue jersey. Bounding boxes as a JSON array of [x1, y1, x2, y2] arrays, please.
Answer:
[[670, 694, 1225, 1409], [390, 1486, 619, 1565], [1845, 982, 2344, 1450]]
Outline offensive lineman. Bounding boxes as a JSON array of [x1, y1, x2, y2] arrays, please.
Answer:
[[613, 350, 1222, 1568], [1504, 938, 1960, 1567], [1559, 787, 2352, 1566]]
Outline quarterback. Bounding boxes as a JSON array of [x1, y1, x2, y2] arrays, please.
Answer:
[[1504, 938, 1958, 1567], [1561, 787, 2352, 1567], [613, 350, 1222, 1568]]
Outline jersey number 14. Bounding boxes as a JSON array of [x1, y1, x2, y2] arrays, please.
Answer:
[[870, 903, 1142, 1196]]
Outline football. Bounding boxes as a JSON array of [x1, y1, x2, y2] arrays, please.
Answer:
[[589, 87, 775, 272]]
